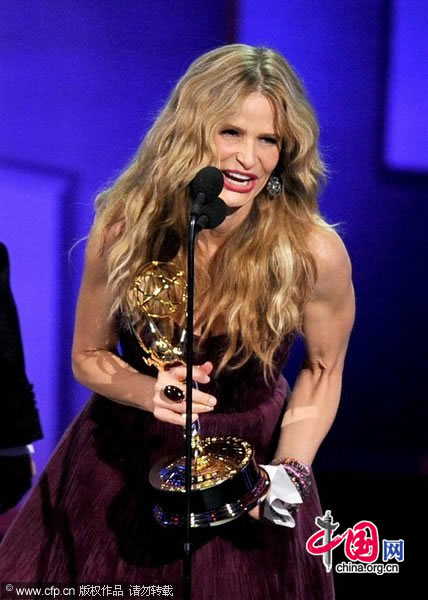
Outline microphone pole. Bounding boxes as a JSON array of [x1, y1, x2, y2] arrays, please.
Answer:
[[183, 211, 197, 600], [183, 168, 225, 600]]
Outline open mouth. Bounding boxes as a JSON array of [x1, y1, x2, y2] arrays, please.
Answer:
[[222, 170, 257, 190]]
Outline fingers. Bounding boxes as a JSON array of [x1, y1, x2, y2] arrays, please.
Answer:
[[153, 365, 216, 426], [158, 386, 216, 413], [168, 363, 212, 385], [153, 407, 199, 427], [199, 361, 214, 376], [153, 396, 213, 426]]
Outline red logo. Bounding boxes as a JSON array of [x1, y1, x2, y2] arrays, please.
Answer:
[[306, 510, 380, 572]]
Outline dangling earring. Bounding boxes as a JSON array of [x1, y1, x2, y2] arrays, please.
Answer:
[[266, 175, 282, 198]]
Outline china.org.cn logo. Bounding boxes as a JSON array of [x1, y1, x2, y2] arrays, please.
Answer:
[[306, 510, 404, 575]]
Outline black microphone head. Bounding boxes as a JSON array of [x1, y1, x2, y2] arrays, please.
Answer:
[[189, 166, 224, 203], [197, 196, 227, 230]]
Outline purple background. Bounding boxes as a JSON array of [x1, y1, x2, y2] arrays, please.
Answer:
[[1, 2, 426, 482]]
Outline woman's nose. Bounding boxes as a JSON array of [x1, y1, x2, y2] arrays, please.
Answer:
[[236, 139, 256, 169]]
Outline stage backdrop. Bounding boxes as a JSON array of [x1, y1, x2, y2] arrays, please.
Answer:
[[384, 0, 428, 171], [0, 0, 235, 469], [0, 1, 426, 481], [238, 0, 427, 474]]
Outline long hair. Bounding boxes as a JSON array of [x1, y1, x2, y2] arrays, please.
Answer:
[[92, 44, 333, 380]]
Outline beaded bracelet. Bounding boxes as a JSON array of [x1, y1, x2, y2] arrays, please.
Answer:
[[270, 457, 312, 501]]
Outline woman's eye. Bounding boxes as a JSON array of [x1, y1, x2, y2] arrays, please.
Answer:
[[221, 129, 239, 136], [261, 136, 278, 145]]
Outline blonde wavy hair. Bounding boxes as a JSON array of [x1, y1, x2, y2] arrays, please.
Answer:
[[92, 44, 332, 380]]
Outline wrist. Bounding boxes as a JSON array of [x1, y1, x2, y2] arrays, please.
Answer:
[[269, 457, 312, 500]]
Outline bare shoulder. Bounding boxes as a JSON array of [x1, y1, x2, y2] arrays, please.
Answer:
[[84, 219, 125, 282], [307, 227, 352, 302]]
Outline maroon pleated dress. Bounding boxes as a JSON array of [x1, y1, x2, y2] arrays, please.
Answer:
[[0, 330, 334, 599]]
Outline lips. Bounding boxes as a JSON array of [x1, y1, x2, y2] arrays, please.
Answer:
[[222, 170, 258, 193]]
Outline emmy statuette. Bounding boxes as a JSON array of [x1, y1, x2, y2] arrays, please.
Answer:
[[128, 261, 270, 527]]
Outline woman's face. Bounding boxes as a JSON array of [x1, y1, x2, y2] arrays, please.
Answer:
[[214, 92, 280, 215]]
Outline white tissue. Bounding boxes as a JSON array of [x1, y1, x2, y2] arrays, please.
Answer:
[[260, 464, 303, 528]]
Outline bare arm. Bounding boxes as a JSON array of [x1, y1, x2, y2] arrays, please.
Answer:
[[274, 229, 355, 466], [72, 225, 216, 424]]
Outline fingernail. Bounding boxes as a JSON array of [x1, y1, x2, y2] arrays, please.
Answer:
[[204, 376, 210, 383], [209, 397, 216, 406]]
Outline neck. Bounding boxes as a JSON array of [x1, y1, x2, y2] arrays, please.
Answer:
[[197, 229, 225, 259], [198, 202, 251, 255]]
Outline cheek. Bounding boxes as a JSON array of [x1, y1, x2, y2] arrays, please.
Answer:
[[263, 149, 280, 176], [214, 136, 229, 162]]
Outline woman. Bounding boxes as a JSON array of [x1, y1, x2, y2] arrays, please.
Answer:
[[0, 45, 354, 599]]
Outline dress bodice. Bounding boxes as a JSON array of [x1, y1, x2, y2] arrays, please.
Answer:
[[118, 324, 294, 415]]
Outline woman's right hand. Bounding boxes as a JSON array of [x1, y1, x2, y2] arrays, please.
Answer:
[[152, 361, 217, 426]]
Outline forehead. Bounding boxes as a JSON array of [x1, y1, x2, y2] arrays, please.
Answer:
[[226, 92, 278, 131]]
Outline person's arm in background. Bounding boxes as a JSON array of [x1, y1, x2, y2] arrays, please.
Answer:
[[0, 243, 43, 513]]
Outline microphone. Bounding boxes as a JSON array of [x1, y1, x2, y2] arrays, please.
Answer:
[[196, 196, 226, 230], [188, 166, 226, 230], [189, 166, 224, 209]]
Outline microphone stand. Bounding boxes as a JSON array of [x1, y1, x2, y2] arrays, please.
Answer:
[[183, 188, 225, 600], [184, 212, 203, 600]]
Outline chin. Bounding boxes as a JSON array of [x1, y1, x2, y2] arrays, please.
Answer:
[[220, 191, 255, 209]]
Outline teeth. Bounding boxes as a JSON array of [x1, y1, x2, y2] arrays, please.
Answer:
[[230, 173, 250, 181], [224, 171, 252, 182], [225, 176, 249, 187]]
